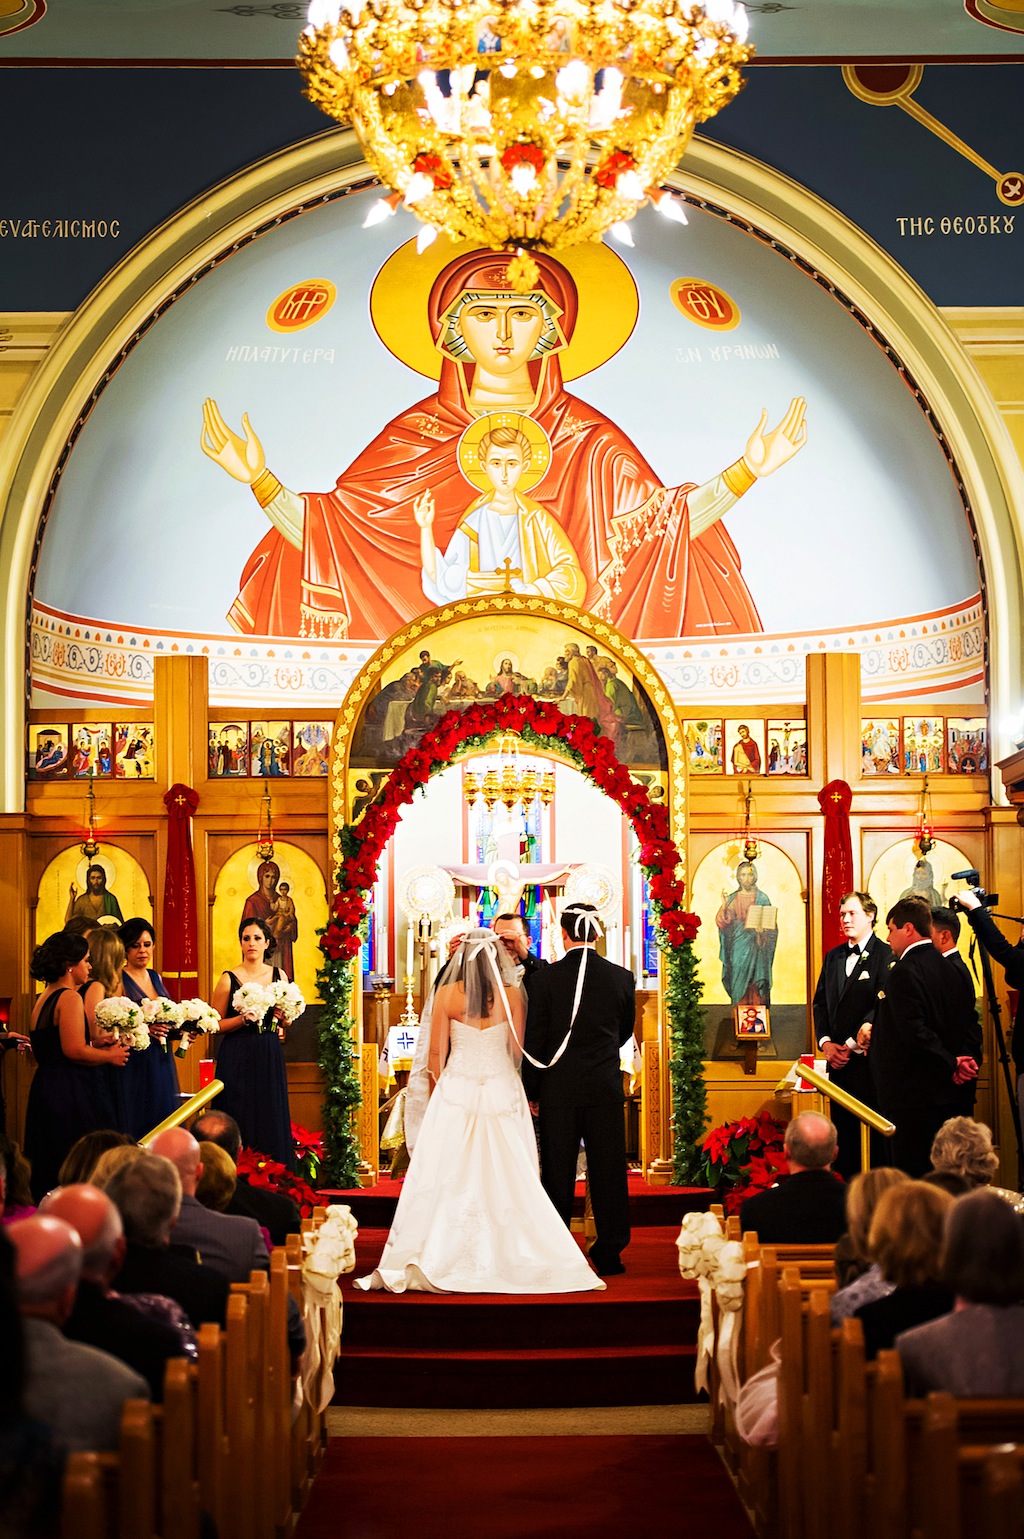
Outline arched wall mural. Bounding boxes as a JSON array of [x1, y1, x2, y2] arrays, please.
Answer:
[[211, 840, 328, 1003], [1, 134, 1020, 816], [35, 844, 152, 946], [690, 839, 808, 1061]]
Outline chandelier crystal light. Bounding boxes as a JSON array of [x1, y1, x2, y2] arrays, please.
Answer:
[[298, 0, 752, 278], [463, 735, 555, 810]]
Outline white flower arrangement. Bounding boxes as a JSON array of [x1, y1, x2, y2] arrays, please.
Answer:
[[675, 1211, 748, 1404], [175, 999, 221, 1057], [232, 982, 276, 1025], [94, 996, 151, 1052], [271, 980, 305, 1025], [141, 996, 185, 1051]]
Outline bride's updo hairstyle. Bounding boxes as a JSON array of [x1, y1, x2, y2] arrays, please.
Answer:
[[30, 930, 89, 984], [447, 927, 519, 1020]]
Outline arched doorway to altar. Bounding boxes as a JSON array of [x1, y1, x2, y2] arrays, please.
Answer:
[[321, 596, 700, 1190]]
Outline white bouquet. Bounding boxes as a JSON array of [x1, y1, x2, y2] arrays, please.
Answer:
[[232, 981, 276, 1025], [94, 996, 150, 1051], [141, 996, 185, 1051], [270, 980, 305, 1025], [175, 998, 221, 1058]]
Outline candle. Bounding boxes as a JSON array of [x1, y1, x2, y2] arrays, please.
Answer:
[[405, 923, 413, 982], [624, 925, 631, 969]]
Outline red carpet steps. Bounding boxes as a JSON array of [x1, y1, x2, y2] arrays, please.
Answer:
[[333, 1216, 706, 1409]]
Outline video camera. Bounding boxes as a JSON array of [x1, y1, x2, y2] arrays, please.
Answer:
[[949, 867, 999, 912]]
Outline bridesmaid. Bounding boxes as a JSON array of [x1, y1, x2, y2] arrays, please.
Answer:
[[211, 917, 293, 1167], [23, 931, 130, 1200], [118, 917, 181, 1139], [79, 928, 131, 1134]]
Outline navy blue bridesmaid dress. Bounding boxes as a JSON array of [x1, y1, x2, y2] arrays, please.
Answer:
[[214, 967, 293, 1166], [118, 968, 181, 1139], [23, 989, 120, 1199]]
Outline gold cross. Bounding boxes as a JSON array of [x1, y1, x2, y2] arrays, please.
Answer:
[[497, 558, 523, 594]]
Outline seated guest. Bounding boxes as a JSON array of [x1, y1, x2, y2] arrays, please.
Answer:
[[831, 1167, 910, 1323], [928, 1116, 999, 1191], [196, 1141, 238, 1212], [740, 1113, 847, 1244], [90, 1142, 145, 1190], [149, 1128, 269, 1282], [0, 1229, 65, 1538], [922, 1169, 972, 1197], [855, 1182, 955, 1359], [191, 1110, 300, 1246], [57, 1129, 135, 1188], [40, 1183, 195, 1401], [104, 1154, 229, 1328], [7, 1214, 149, 1453], [897, 1188, 1024, 1396], [1, 1133, 37, 1224]]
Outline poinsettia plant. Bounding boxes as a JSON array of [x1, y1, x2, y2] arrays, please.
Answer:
[[290, 1121, 324, 1186], [701, 1111, 789, 1216], [236, 1146, 320, 1219]]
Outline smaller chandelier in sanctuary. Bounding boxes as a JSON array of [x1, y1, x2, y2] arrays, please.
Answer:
[[463, 734, 555, 810], [298, 0, 752, 277]]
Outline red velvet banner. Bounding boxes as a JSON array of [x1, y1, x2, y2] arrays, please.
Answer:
[[818, 779, 853, 955], [162, 783, 200, 1001]]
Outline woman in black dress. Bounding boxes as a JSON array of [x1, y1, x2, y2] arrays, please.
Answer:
[[211, 917, 293, 1166], [118, 917, 181, 1139], [23, 931, 130, 1200]]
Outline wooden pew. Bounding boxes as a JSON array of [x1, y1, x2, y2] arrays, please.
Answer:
[[981, 1447, 1024, 1539]]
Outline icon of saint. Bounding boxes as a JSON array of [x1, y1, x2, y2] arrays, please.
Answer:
[[201, 245, 807, 643]]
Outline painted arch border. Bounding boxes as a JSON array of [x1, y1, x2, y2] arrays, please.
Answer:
[[0, 128, 1020, 810], [328, 593, 687, 869]]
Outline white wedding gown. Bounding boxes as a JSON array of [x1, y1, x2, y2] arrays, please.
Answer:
[[355, 1020, 605, 1294]]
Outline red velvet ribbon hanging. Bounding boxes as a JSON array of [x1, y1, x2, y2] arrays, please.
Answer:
[[162, 783, 200, 1001], [817, 779, 853, 955]]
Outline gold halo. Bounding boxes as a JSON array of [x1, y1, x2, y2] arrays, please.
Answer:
[[370, 232, 639, 383], [75, 852, 117, 892], [457, 412, 552, 493], [492, 650, 521, 675]]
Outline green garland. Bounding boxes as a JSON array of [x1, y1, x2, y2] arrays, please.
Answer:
[[314, 827, 366, 1189], [664, 935, 707, 1184]]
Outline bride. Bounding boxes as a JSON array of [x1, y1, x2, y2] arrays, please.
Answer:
[[355, 928, 604, 1294]]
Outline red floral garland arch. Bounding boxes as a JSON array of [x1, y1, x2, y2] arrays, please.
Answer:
[[320, 691, 698, 961]]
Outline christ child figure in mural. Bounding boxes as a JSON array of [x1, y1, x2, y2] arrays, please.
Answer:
[[716, 860, 777, 1008], [415, 416, 584, 605], [200, 247, 808, 643]]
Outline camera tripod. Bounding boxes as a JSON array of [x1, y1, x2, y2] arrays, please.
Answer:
[[967, 915, 1024, 1184]]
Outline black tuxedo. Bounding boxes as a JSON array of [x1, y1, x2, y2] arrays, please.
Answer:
[[739, 1169, 848, 1245], [524, 948, 635, 1271], [940, 949, 982, 1114], [870, 940, 974, 1175], [812, 934, 891, 1175]]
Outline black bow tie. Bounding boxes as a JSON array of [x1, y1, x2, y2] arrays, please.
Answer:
[[848, 944, 861, 954]]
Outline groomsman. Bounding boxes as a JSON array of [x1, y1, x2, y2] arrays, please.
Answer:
[[868, 899, 979, 1176], [930, 905, 983, 1115], [812, 891, 891, 1176], [524, 903, 635, 1276]]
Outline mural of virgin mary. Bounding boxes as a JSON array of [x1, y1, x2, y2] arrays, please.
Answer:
[[201, 248, 806, 643]]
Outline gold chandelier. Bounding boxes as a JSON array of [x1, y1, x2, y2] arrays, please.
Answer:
[[463, 735, 555, 810], [298, 0, 752, 276]]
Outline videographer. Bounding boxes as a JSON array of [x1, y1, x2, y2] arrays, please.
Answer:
[[955, 888, 1024, 1125]]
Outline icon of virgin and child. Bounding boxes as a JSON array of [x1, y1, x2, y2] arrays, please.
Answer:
[[201, 244, 807, 644]]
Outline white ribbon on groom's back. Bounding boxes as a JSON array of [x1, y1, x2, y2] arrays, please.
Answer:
[[475, 907, 603, 1071]]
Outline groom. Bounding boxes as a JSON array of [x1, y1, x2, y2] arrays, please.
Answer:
[[524, 903, 635, 1276]]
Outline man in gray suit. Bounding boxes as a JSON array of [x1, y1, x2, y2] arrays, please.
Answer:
[[149, 1127, 269, 1283], [8, 1214, 150, 1453]]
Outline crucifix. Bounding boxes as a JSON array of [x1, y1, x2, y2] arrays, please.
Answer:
[[497, 558, 523, 594]]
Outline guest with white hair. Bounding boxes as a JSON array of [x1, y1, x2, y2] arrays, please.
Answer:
[[104, 1153, 229, 1327], [40, 1182, 195, 1399], [7, 1214, 149, 1453], [148, 1127, 269, 1283]]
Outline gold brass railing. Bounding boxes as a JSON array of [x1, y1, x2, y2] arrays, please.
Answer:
[[776, 1059, 895, 1170], [142, 1080, 225, 1143]]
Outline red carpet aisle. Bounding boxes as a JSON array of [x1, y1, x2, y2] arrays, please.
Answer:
[[293, 1433, 754, 1539], [335, 1223, 702, 1408]]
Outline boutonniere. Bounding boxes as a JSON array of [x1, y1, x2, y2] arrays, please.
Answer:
[[877, 989, 886, 1000]]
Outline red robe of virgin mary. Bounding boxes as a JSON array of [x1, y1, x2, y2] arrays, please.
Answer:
[[228, 250, 763, 643]]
